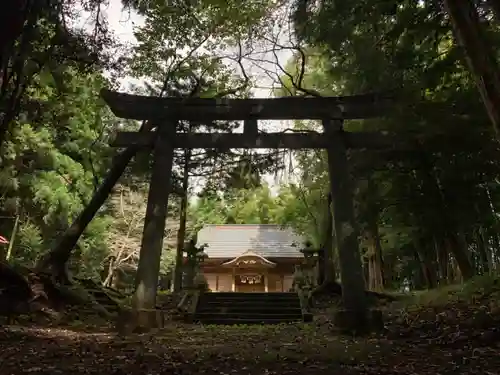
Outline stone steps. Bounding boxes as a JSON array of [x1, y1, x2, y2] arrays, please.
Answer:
[[197, 306, 303, 314], [193, 292, 309, 325], [74, 279, 127, 316], [199, 300, 301, 307], [204, 292, 297, 300], [194, 317, 302, 325], [196, 312, 303, 320]]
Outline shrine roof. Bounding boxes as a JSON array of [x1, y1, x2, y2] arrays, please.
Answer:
[[195, 224, 305, 259]]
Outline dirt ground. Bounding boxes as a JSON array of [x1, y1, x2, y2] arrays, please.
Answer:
[[2, 279, 500, 375], [0, 312, 499, 375]]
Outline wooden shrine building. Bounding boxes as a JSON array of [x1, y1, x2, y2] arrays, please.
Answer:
[[191, 224, 305, 293]]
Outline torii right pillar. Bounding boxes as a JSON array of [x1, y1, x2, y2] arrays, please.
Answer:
[[322, 112, 382, 335]]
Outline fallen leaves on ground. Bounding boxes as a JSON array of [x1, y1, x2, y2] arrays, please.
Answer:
[[2, 281, 500, 375], [1, 314, 499, 375]]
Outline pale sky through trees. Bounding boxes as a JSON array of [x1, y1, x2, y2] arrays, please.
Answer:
[[78, 0, 294, 99], [75, 0, 299, 192]]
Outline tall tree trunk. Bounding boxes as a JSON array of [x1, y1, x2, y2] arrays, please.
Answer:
[[364, 178, 384, 291], [420, 157, 475, 280], [365, 223, 384, 291], [483, 182, 500, 271], [0, 0, 55, 151], [412, 250, 425, 290], [316, 196, 327, 286], [447, 255, 455, 283], [0, 0, 31, 76], [453, 257, 463, 283], [445, 232, 474, 280], [488, 228, 499, 271], [436, 237, 449, 284], [475, 228, 491, 274], [444, 0, 500, 137], [317, 246, 325, 285], [415, 240, 438, 289], [362, 255, 369, 287], [383, 254, 394, 288], [320, 192, 336, 285], [173, 148, 191, 292]]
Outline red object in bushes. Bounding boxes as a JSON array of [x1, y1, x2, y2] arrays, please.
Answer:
[[0, 236, 8, 244]]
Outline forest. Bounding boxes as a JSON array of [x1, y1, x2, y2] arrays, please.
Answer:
[[1, 0, 500, 374]]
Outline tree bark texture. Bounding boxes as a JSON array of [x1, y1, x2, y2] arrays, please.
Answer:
[[364, 178, 385, 291], [445, 233, 474, 280], [436, 238, 449, 284], [419, 157, 475, 280], [173, 148, 191, 292], [320, 192, 336, 285], [415, 240, 438, 289], [365, 223, 384, 291], [444, 0, 500, 137]]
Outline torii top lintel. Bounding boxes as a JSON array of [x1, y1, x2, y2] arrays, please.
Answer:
[[100, 89, 394, 121]]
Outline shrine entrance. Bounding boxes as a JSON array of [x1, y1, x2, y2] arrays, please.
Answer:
[[101, 88, 397, 322], [221, 251, 276, 293], [235, 274, 265, 293]]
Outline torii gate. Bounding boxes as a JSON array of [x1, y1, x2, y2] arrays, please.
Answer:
[[101, 89, 399, 327]]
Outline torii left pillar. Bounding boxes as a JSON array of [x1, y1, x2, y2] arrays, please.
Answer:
[[131, 122, 175, 328]]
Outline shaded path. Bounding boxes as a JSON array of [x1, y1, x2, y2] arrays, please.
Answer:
[[1, 323, 499, 375]]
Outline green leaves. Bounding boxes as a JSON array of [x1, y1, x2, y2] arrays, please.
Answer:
[[269, 0, 500, 288], [14, 221, 44, 266], [0, 64, 118, 276], [126, 0, 277, 96], [188, 181, 327, 246]]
